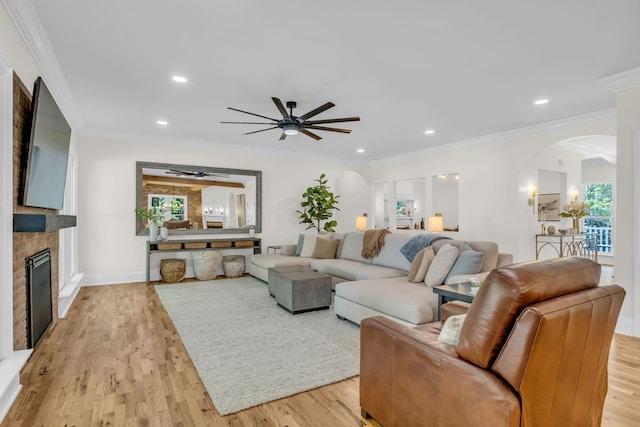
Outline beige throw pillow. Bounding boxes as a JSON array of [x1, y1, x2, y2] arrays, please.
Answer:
[[424, 244, 459, 287], [312, 237, 340, 259], [407, 248, 426, 281], [413, 246, 435, 283]]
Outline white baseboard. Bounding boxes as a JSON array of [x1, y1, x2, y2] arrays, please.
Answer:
[[615, 315, 635, 337], [81, 271, 147, 286], [0, 350, 31, 423], [58, 272, 84, 318]]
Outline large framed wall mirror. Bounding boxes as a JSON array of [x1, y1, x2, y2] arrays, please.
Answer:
[[135, 161, 262, 236]]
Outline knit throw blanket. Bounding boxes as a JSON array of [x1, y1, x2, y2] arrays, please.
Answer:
[[361, 229, 391, 258]]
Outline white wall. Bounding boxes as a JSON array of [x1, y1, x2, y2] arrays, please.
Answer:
[[614, 84, 640, 337], [76, 136, 370, 283]]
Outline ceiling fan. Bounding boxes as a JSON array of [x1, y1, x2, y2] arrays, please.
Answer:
[[221, 97, 360, 141], [166, 170, 229, 179]]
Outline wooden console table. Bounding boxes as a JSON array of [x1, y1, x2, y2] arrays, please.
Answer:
[[535, 233, 597, 262], [146, 237, 261, 284]]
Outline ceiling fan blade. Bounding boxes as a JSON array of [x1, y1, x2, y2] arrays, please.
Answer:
[[271, 97, 291, 120], [220, 121, 276, 125], [243, 126, 278, 135], [279, 133, 287, 141], [299, 129, 322, 140], [298, 102, 335, 121], [304, 116, 360, 125], [305, 125, 352, 134], [227, 107, 278, 122]]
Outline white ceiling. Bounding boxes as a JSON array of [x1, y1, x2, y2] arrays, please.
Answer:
[[8, 0, 640, 160]]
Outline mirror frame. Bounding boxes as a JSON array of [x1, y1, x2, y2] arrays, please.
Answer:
[[136, 161, 262, 236]]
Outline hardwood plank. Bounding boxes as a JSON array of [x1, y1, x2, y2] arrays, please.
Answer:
[[1, 281, 637, 427]]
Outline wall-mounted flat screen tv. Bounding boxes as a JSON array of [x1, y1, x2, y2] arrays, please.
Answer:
[[22, 77, 71, 210]]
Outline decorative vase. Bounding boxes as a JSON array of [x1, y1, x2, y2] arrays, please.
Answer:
[[572, 218, 580, 234], [159, 226, 169, 240], [249, 228, 255, 237], [149, 222, 159, 242]]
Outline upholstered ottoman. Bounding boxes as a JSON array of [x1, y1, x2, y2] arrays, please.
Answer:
[[274, 270, 332, 314], [267, 265, 312, 297]]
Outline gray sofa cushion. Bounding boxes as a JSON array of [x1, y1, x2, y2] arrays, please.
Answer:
[[340, 232, 372, 264], [251, 253, 312, 269], [372, 234, 412, 271], [335, 277, 438, 324], [310, 259, 406, 281]]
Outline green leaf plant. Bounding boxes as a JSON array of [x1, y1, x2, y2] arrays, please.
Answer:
[[134, 206, 165, 226], [297, 173, 340, 233]]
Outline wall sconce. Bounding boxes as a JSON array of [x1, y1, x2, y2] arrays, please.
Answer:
[[356, 213, 368, 232], [428, 216, 444, 234], [573, 189, 579, 201], [528, 186, 537, 213]]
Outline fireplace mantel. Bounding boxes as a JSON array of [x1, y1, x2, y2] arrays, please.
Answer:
[[13, 214, 77, 232]]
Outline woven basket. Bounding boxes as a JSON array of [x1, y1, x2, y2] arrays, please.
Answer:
[[192, 251, 221, 280], [235, 240, 255, 248], [222, 255, 245, 278], [157, 243, 182, 250], [211, 241, 232, 248], [160, 258, 186, 282], [184, 242, 207, 249]]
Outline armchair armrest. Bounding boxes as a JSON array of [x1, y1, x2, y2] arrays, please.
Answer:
[[280, 244, 297, 256], [360, 316, 520, 427], [497, 252, 513, 267]]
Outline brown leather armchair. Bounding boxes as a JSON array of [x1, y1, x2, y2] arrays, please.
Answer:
[[360, 257, 625, 427]]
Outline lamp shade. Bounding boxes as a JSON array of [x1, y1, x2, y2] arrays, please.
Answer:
[[356, 215, 368, 232], [428, 216, 444, 233]]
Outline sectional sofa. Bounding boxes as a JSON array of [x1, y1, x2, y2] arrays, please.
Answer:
[[249, 231, 512, 326]]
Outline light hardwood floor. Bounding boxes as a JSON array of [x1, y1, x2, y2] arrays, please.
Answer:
[[2, 278, 639, 427]]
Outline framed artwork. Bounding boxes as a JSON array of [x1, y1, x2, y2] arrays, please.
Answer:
[[538, 193, 561, 221]]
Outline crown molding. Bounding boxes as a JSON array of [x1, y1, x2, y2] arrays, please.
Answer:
[[600, 67, 640, 92], [2, 0, 83, 130], [372, 108, 616, 165]]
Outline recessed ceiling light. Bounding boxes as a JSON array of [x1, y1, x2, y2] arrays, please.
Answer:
[[424, 129, 435, 135], [156, 120, 168, 126], [172, 75, 188, 83], [534, 99, 549, 105], [357, 148, 365, 153]]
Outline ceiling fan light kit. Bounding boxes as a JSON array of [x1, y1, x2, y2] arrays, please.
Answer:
[[221, 97, 360, 141]]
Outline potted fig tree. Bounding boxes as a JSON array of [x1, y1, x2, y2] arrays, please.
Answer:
[[297, 173, 340, 233]]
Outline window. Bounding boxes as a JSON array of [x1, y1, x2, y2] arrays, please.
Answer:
[[148, 194, 188, 222], [583, 183, 613, 254]]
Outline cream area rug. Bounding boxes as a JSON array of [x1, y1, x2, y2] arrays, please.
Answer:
[[155, 277, 360, 416]]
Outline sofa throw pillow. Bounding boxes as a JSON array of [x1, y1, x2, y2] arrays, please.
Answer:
[[294, 234, 305, 256], [438, 314, 467, 346], [299, 234, 319, 258], [424, 244, 459, 287], [312, 237, 340, 259], [413, 245, 435, 283], [446, 242, 485, 282], [407, 248, 426, 281]]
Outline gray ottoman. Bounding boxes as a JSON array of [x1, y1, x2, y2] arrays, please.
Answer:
[[274, 270, 332, 314], [268, 265, 312, 297]]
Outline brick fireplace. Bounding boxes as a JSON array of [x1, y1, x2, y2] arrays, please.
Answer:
[[12, 73, 59, 350]]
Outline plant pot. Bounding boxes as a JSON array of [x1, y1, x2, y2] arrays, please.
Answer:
[[149, 222, 159, 242]]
